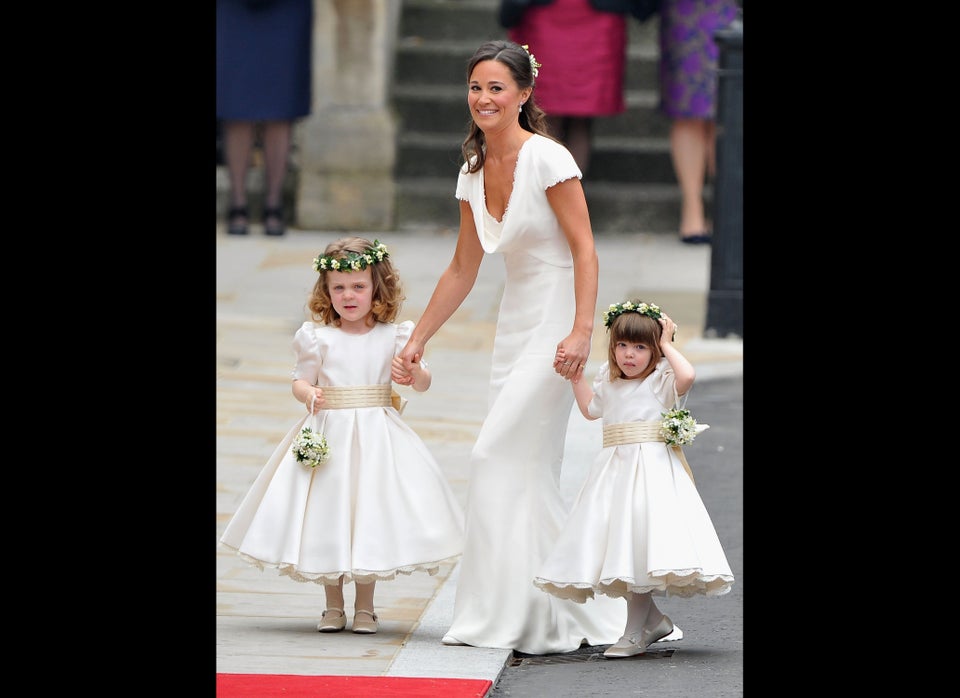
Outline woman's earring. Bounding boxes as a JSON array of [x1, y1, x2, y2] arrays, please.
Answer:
[[519, 102, 524, 112]]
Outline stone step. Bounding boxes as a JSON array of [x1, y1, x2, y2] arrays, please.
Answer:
[[392, 84, 669, 139], [214, 165, 710, 235], [395, 131, 676, 183], [390, 0, 677, 232], [392, 176, 712, 235], [398, 0, 503, 42], [393, 38, 660, 97], [397, 0, 660, 47], [217, 1, 687, 235]]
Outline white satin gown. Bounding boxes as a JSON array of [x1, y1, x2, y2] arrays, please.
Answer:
[[219, 320, 464, 584], [443, 134, 625, 653]]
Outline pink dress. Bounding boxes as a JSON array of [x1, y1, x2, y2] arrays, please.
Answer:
[[508, 0, 627, 117]]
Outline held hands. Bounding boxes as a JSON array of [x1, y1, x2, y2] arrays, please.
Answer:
[[553, 329, 590, 383], [391, 353, 422, 386], [393, 339, 425, 386]]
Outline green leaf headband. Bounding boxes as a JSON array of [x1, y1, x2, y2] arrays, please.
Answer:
[[602, 300, 663, 328], [313, 240, 389, 273]]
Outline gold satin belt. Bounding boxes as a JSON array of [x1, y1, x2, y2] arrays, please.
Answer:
[[601, 420, 695, 485], [602, 420, 664, 448], [320, 385, 393, 409]]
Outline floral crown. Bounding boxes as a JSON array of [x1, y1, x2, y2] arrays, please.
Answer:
[[520, 44, 541, 78], [313, 240, 389, 273], [602, 300, 663, 328]]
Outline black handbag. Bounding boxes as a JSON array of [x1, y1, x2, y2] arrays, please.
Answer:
[[589, 0, 662, 23]]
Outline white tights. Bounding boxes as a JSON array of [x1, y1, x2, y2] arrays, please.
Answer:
[[624, 591, 665, 637]]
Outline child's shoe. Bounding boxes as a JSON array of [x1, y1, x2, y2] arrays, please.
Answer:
[[317, 608, 346, 632], [352, 609, 379, 634], [603, 615, 675, 658]]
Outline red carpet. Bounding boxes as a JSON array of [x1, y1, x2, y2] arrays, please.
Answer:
[[216, 674, 492, 697]]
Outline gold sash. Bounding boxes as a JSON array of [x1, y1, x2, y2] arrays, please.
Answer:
[[319, 385, 406, 414], [602, 420, 695, 484]]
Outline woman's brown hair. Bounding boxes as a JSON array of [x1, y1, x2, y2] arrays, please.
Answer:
[[461, 40, 559, 173]]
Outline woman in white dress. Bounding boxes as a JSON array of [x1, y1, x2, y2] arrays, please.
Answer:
[[536, 301, 734, 657], [220, 237, 464, 635], [394, 40, 630, 654]]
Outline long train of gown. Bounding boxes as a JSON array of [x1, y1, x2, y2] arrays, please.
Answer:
[[444, 250, 626, 654]]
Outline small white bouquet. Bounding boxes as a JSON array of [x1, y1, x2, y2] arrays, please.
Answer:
[[660, 407, 708, 447], [292, 426, 330, 469]]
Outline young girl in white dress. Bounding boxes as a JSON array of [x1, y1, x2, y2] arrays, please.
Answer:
[[536, 300, 734, 658], [219, 237, 464, 635]]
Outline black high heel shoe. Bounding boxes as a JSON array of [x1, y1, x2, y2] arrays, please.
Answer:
[[263, 207, 285, 236], [227, 206, 248, 235]]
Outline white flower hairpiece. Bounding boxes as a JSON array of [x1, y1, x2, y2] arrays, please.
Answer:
[[292, 425, 330, 469], [602, 300, 662, 328], [312, 240, 389, 273], [521, 44, 541, 78]]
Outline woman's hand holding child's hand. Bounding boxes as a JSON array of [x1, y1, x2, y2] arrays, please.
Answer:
[[392, 354, 419, 386]]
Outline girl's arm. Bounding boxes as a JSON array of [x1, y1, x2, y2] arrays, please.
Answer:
[[571, 373, 598, 421], [293, 378, 325, 414]]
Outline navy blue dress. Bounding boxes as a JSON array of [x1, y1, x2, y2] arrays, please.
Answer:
[[216, 0, 312, 121]]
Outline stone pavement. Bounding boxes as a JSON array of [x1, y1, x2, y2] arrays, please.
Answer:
[[215, 222, 743, 685]]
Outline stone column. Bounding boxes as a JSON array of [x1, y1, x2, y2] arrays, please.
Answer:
[[296, 0, 400, 230]]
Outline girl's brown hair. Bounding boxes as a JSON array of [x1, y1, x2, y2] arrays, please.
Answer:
[[307, 236, 404, 327], [607, 311, 664, 381]]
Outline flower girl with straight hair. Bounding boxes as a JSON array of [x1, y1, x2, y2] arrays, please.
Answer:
[[219, 236, 464, 635], [537, 300, 734, 658]]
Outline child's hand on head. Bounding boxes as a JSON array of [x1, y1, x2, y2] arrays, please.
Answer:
[[659, 316, 678, 348]]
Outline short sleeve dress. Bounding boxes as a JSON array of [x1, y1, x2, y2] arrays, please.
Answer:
[[534, 358, 734, 601], [219, 320, 464, 584]]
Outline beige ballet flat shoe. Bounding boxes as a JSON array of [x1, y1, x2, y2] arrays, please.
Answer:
[[317, 608, 346, 633], [603, 634, 644, 658], [603, 615, 675, 658], [643, 615, 675, 647], [352, 609, 379, 634]]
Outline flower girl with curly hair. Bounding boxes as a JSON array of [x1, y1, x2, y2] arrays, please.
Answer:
[[219, 236, 464, 635], [536, 300, 734, 658]]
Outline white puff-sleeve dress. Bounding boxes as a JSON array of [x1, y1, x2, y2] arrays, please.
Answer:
[[219, 320, 465, 584], [534, 358, 734, 602]]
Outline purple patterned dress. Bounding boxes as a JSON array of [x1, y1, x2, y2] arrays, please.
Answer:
[[658, 0, 739, 119]]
